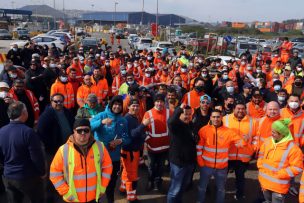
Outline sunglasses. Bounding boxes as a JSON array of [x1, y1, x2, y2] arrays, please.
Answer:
[[201, 100, 210, 104], [52, 100, 63, 104], [76, 128, 90, 134]]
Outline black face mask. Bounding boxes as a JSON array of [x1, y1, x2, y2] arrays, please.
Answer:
[[194, 86, 204, 92], [295, 81, 302, 87], [15, 89, 25, 95], [227, 103, 234, 109]]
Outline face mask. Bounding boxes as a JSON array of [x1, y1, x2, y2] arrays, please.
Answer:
[[134, 63, 138, 67], [15, 89, 24, 94], [216, 63, 220, 67], [147, 56, 152, 60], [256, 69, 262, 73], [247, 66, 252, 71], [127, 64, 132, 68], [194, 86, 204, 92], [273, 78, 279, 82], [201, 73, 207, 78], [189, 63, 194, 67], [13, 48, 17, 51], [105, 62, 110, 66], [241, 61, 246, 65], [288, 102, 299, 109], [297, 67, 302, 72], [181, 68, 187, 73], [0, 91, 7, 99], [295, 81, 302, 87], [9, 73, 17, 78], [222, 75, 228, 80], [121, 70, 126, 75], [60, 76, 68, 83], [274, 85, 281, 91], [198, 59, 203, 63], [226, 86, 234, 93], [278, 96, 285, 102], [101, 57, 106, 60], [274, 54, 278, 57], [128, 80, 134, 85], [43, 64, 47, 68], [50, 63, 56, 68], [227, 103, 234, 109], [145, 73, 151, 78]]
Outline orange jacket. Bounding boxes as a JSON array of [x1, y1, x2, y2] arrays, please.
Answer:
[[50, 80, 75, 109], [182, 90, 205, 109], [255, 115, 282, 149], [197, 124, 245, 169], [223, 114, 258, 162], [257, 138, 303, 194], [246, 101, 267, 119], [76, 84, 98, 108], [50, 139, 113, 202], [91, 77, 109, 104], [299, 172, 304, 203], [67, 63, 83, 81], [143, 108, 170, 153], [280, 75, 294, 89], [10, 88, 40, 124], [111, 75, 125, 96], [110, 58, 121, 75]]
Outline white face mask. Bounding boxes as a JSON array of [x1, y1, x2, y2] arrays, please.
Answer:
[[127, 64, 132, 68], [134, 63, 138, 67], [0, 91, 8, 99], [297, 67, 302, 72], [50, 63, 57, 68], [181, 68, 187, 73], [60, 76, 68, 83], [288, 102, 299, 109], [105, 62, 110, 66], [189, 63, 194, 67], [256, 69, 262, 73], [222, 75, 228, 80], [201, 73, 207, 78], [198, 59, 203, 63], [247, 66, 252, 71], [274, 85, 281, 91], [278, 96, 285, 102], [43, 64, 47, 68], [121, 70, 126, 75], [147, 56, 152, 60], [128, 80, 134, 85], [226, 86, 234, 93], [9, 73, 17, 79], [145, 73, 151, 78], [241, 61, 246, 65], [13, 48, 17, 51]]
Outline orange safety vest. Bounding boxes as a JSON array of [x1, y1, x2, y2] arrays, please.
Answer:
[[196, 124, 245, 169], [50, 80, 75, 109], [246, 101, 267, 119], [299, 172, 304, 203], [223, 114, 258, 162], [182, 90, 205, 109], [76, 84, 98, 108], [91, 77, 109, 104], [257, 138, 303, 194], [144, 108, 170, 153], [111, 75, 125, 96], [50, 139, 113, 202], [10, 88, 40, 124]]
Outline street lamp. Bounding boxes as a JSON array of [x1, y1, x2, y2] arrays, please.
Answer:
[[114, 2, 118, 27]]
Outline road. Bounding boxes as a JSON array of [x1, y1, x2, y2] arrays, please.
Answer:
[[0, 32, 301, 203]]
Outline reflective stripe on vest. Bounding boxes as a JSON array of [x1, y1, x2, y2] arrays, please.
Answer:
[[295, 122, 304, 139], [62, 141, 105, 202], [147, 109, 169, 138], [202, 155, 228, 163], [146, 145, 169, 151], [225, 115, 253, 138], [187, 92, 190, 106], [203, 146, 228, 153], [259, 171, 289, 184]]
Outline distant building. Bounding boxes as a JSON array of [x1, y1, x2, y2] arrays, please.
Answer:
[[79, 11, 185, 26], [254, 21, 280, 33], [232, 22, 247, 29]]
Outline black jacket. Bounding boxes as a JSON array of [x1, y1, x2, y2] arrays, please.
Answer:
[[168, 107, 196, 167], [37, 106, 74, 155], [0, 99, 9, 128]]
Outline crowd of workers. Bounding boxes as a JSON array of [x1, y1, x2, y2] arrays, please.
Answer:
[[0, 35, 303, 203]]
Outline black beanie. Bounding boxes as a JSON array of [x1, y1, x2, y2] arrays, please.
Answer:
[[73, 118, 91, 129], [153, 93, 166, 103]]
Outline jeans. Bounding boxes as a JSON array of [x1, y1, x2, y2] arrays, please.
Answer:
[[106, 161, 120, 203], [197, 166, 228, 203], [228, 160, 249, 198], [147, 151, 168, 184], [2, 176, 44, 203], [167, 162, 194, 203], [263, 190, 286, 203]]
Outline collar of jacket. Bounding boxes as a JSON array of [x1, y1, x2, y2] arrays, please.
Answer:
[[231, 114, 250, 122], [68, 135, 95, 157]]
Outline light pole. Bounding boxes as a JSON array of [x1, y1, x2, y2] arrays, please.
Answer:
[[114, 2, 118, 27], [156, 0, 158, 38], [141, 0, 144, 25]]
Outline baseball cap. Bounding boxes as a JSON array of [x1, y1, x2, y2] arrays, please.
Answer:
[[0, 82, 9, 89], [243, 83, 253, 89], [200, 94, 211, 103], [87, 94, 98, 103]]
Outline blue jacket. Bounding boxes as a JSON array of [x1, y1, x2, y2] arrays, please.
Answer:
[[90, 105, 130, 161], [0, 121, 46, 180]]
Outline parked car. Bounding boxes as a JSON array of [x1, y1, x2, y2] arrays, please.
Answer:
[[134, 38, 153, 51], [80, 37, 99, 53], [16, 30, 30, 40], [50, 31, 74, 43], [227, 42, 261, 57], [11, 35, 65, 50], [0, 29, 12, 40], [149, 41, 173, 52], [206, 56, 240, 66], [128, 34, 139, 45], [115, 29, 124, 39]]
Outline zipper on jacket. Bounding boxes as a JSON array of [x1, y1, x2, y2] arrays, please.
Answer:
[[236, 121, 240, 159], [80, 154, 83, 169], [85, 156, 88, 202], [214, 128, 218, 168]]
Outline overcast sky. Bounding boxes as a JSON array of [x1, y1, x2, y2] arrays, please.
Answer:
[[1, 0, 303, 22]]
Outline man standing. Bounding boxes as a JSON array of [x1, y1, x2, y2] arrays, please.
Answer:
[[120, 99, 151, 202], [0, 101, 46, 203], [143, 94, 170, 191], [223, 101, 259, 200], [50, 119, 113, 203], [196, 109, 245, 203], [6, 44, 22, 66], [167, 104, 196, 203], [90, 96, 130, 203]]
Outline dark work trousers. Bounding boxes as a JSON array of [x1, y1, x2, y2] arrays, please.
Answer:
[[2, 176, 44, 203], [45, 152, 61, 203], [147, 151, 168, 184], [106, 161, 120, 203], [228, 160, 249, 199]]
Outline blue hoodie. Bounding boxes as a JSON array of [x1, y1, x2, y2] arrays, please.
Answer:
[[90, 105, 130, 161]]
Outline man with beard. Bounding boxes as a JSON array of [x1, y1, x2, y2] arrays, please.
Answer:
[[9, 79, 39, 128], [91, 67, 108, 106]]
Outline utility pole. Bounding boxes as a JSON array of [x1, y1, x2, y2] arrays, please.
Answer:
[[156, 0, 158, 38], [114, 2, 118, 27], [141, 0, 144, 25]]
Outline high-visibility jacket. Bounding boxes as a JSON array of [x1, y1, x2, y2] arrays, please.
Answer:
[[50, 139, 113, 202], [246, 101, 267, 119], [143, 107, 170, 153], [112, 75, 125, 96], [50, 80, 75, 109], [196, 124, 245, 169], [110, 58, 121, 75], [67, 63, 83, 81], [281, 107, 303, 120], [182, 90, 205, 109], [139, 76, 157, 86], [280, 41, 293, 63], [91, 77, 108, 104], [280, 75, 294, 89], [257, 137, 303, 194], [299, 172, 304, 203], [255, 115, 282, 149], [76, 84, 98, 108], [271, 56, 280, 68], [10, 88, 40, 124], [223, 114, 258, 162]]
